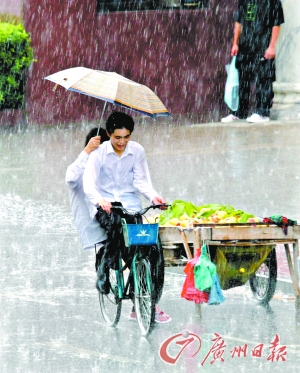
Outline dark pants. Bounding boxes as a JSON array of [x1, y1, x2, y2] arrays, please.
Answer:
[[232, 54, 276, 119], [95, 202, 129, 270]]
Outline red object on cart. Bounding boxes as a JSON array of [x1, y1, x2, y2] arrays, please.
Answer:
[[181, 248, 210, 304]]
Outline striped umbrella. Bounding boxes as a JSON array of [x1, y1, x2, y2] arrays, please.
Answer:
[[45, 67, 170, 128]]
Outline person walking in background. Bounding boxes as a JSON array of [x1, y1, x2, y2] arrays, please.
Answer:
[[222, 0, 284, 123]]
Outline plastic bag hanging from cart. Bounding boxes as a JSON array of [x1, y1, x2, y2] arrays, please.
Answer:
[[194, 244, 216, 292], [224, 56, 239, 111], [181, 248, 210, 304], [208, 274, 226, 305], [194, 244, 225, 305]]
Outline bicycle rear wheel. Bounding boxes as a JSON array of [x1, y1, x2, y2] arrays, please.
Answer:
[[98, 258, 122, 327], [134, 258, 155, 336], [151, 240, 165, 304], [249, 248, 277, 304]]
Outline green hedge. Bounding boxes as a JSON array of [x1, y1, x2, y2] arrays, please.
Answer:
[[0, 23, 34, 110]]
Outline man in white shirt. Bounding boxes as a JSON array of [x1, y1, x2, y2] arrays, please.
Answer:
[[83, 114, 165, 216], [83, 111, 171, 323], [66, 128, 109, 257]]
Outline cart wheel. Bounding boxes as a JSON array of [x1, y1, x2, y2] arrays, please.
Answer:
[[249, 248, 277, 304]]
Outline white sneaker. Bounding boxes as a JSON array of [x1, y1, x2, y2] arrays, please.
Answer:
[[221, 114, 240, 123], [246, 113, 270, 123]]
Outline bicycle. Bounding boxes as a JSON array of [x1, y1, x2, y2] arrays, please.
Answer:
[[97, 203, 169, 336]]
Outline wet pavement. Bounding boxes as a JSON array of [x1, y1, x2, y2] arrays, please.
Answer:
[[1, 119, 300, 372]]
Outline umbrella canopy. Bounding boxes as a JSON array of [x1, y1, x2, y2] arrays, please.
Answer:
[[44, 67, 170, 118]]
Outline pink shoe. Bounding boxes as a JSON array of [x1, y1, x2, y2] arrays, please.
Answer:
[[129, 312, 137, 321], [129, 311, 172, 323], [155, 311, 172, 324]]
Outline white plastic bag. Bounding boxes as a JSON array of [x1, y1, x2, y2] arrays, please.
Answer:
[[224, 56, 239, 111]]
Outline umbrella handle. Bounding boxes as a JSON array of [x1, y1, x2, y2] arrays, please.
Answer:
[[97, 101, 107, 136]]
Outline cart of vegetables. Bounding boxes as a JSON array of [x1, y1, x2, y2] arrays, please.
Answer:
[[147, 200, 300, 309]]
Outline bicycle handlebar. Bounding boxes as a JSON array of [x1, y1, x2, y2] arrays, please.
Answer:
[[111, 204, 170, 217]]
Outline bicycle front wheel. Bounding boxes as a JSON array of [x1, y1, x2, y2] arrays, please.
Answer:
[[134, 258, 155, 336], [98, 258, 122, 327]]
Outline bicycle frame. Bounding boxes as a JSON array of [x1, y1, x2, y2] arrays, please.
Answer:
[[110, 203, 169, 299], [115, 248, 153, 299]]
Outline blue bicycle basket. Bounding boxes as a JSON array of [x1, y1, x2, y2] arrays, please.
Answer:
[[122, 219, 159, 246]]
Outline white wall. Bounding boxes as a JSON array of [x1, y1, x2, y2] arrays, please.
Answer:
[[276, 0, 300, 83]]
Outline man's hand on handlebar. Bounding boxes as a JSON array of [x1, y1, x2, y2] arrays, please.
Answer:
[[98, 198, 170, 215], [97, 199, 112, 213], [152, 196, 168, 210]]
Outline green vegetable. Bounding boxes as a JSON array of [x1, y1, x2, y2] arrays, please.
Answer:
[[159, 200, 201, 225], [159, 200, 254, 225]]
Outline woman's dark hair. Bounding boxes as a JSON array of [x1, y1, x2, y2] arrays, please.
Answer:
[[106, 111, 134, 135], [85, 127, 110, 146]]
